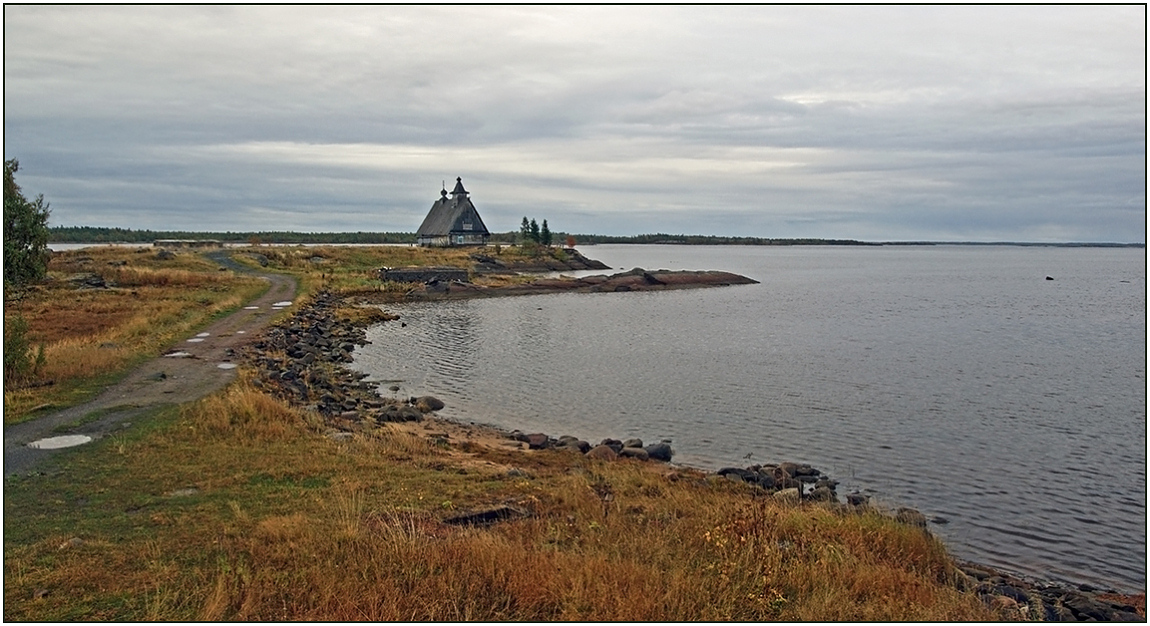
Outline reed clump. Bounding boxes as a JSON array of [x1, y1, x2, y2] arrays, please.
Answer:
[[4, 377, 997, 621]]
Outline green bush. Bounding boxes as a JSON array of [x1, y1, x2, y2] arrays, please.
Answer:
[[4, 314, 45, 388]]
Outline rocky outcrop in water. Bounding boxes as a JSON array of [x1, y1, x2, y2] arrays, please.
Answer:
[[470, 248, 610, 273]]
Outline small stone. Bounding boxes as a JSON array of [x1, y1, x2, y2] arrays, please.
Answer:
[[58, 537, 83, 550]]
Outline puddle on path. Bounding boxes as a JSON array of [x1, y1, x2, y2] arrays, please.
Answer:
[[244, 306, 259, 310], [28, 435, 92, 449], [164, 351, 192, 358], [217, 363, 238, 370], [272, 301, 293, 307], [196, 332, 211, 337], [186, 338, 205, 343]]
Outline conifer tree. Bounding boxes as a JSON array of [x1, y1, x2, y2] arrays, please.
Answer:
[[540, 219, 552, 246], [529, 218, 540, 243]]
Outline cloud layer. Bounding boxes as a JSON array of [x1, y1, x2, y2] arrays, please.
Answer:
[[4, 6, 1145, 241]]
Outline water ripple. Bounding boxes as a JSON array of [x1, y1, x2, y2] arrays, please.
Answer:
[[352, 245, 1146, 591]]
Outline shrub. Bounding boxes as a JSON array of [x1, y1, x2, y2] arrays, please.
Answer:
[[4, 314, 45, 388]]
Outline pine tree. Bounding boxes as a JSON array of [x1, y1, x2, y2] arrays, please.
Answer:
[[520, 216, 531, 243], [529, 218, 540, 243], [540, 219, 552, 246]]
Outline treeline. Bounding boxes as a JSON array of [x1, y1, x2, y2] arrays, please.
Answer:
[[49, 226, 879, 247], [566, 233, 878, 246], [49, 226, 416, 244]]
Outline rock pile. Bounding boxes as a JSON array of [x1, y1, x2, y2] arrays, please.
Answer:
[[507, 432, 676, 464], [243, 291, 437, 425], [714, 461, 842, 504], [956, 563, 1144, 621]]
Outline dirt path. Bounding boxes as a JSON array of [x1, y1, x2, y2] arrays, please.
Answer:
[[3, 252, 299, 477]]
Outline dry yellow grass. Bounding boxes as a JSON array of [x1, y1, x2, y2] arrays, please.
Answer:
[[3, 246, 265, 422], [231, 244, 475, 294], [4, 376, 998, 621]]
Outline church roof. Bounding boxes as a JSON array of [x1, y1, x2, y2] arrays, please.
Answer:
[[416, 177, 489, 237]]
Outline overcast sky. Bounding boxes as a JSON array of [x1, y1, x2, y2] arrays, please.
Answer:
[[4, 6, 1145, 242]]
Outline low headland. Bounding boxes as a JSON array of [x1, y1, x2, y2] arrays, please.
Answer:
[[4, 242, 1143, 621]]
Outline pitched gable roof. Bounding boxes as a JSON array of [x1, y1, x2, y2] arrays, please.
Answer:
[[416, 177, 489, 237]]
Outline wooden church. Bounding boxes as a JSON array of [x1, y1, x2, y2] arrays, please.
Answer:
[[416, 177, 490, 247]]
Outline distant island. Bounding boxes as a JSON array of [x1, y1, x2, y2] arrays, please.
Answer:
[[47, 226, 1144, 248]]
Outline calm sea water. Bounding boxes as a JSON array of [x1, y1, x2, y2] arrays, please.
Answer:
[[352, 244, 1147, 592]]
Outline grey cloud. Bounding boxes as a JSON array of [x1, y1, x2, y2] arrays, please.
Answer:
[[4, 5, 1144, 241]]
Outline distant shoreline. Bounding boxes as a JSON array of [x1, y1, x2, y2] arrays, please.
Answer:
[[45, 226, 1145, 249]]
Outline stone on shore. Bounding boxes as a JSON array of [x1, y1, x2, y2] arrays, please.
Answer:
[[618, 447, 650, 461], [643, 442, 674, 462], [414, 395, 445, 412], [585, 445, 618, 461], [895, 507, 928, 528], [773, 488, 800, 504]]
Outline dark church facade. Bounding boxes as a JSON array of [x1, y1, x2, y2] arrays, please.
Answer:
[[415, 177, 490, 247]]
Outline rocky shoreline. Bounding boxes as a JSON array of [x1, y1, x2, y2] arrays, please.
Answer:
[[240, 289, 1143, 621]]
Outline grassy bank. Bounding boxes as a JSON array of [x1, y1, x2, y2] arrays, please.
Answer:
[[3, 246, 266, 423], [228, 243, 566, 294], [4, 376, 996, 621]]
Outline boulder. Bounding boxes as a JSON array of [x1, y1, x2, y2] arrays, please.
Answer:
[[754, 472, 777, 490], [618, 447, 650, 461], [717, 467, 757, 483], [585, 445, 618, 461], [156, 249, 177, 260], [557, 438, 591, 454], [643, 442, 673, 462], [414, 396, 445, 412], [599, 438, 624, 454], [622, 438, 644, 449], [773, 488, 800, 504], [807, 485, 837, 503], [525, 433, 550, 450], [895, 507, 928, 529]]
